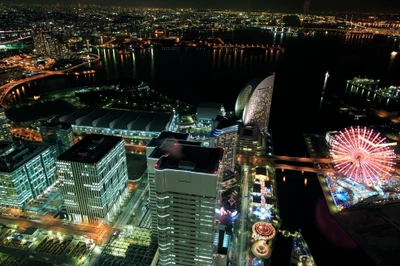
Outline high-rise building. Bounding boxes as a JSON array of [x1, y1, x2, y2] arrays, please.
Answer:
[[33, 31, 68, 59], [210, 115, 238, 173], [237, 124, 266, 156], [154, 143, 224, 265], [235, 74, 275, 133], [0, 107, 13, 141], [146, 131, 190, 238], [0, 141, 57, 208], [56, 134, 128, 224], [40, 122, 74, 156]]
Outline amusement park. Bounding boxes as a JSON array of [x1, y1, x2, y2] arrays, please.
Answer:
[[325, 126, 399, 210]]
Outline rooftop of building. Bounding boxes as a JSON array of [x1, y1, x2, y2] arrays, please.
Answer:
[[255, 167, 267, 175], [210, 116, 238, 137], [214, 116, 238, 130], [0, 141, 52, 172], [146, 131, 189, 148], [57, 134, 123, 164], [196, 102, 223, 121], [57, 107, 172, 132], [40, 121, 72, 131], [150, 139, 201, 159], [238, 124, 261, 139], [155, 143, 224, 174]]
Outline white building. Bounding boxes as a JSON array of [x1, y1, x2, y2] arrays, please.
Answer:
[[56, 134, 128, 224], [146, 131, 190, 238], [154, 143, 224, 265]]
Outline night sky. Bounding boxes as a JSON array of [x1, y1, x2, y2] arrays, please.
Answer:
[[2, 0, 400, 13]]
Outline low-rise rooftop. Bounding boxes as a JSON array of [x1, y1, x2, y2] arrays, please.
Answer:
[[58, 107, 173, 132]]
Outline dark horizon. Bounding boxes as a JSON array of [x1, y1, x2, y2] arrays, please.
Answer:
[[1, 0, 400, 14]]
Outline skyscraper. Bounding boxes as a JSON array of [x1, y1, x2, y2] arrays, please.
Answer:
[[210, 115, 239, 173], [40, 122, 74, 156], [154, 143, 224, 265], [146, 131, 190, 238], [0, 107, 13, 141], [235, 74, 275, 133], [0, 141, 57, 208], [56, 134, 128, 224]]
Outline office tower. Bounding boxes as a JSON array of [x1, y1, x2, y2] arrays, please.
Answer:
[[56, 134, 128, 224], [154, 143, 224, 265], [210, 115, 238, 173], [40, 122, 74, 156], [146, 131, 190, 238], [235, 74, 275, 133], [0, 107, 13, 141], [0, 142, 57, 208]]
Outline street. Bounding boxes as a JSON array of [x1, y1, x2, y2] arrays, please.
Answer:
[[237, 165, 250, 266]]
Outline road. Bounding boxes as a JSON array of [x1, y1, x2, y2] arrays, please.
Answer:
[[0, 215, 113, 246], [237, 165, 250, 266], [272, 155, 332, 164], [275, 163, 333, 174], [113, 185, 149, 228]]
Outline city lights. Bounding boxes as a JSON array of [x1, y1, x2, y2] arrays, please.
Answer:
[[330, 126, 396, 185]]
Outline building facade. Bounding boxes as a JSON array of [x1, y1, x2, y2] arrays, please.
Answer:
[[235, 74, 275, 133], [40, 122, 74, 156], [0, 108, 13, 141], [154, 144, 224, 265], [33, 31, 68, 59], [146, 131, 190, 238], [56, 134, 128, 224], [209, 116, 239, 173], [0, 142, 57, 208]]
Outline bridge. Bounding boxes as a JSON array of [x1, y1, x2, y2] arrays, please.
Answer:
[[0, 53, 100, 107], [275, 164, 333, 174], [272, 155, 331, 164], [306, 27, 400, 37], [237, 153, 334, 174]]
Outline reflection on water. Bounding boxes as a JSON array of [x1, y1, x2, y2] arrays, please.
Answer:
[[9, 30, 400, 108], [9, 45, 280, 105]]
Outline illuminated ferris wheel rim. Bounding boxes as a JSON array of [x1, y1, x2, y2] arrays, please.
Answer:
[[329, 126, 396, 182]]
